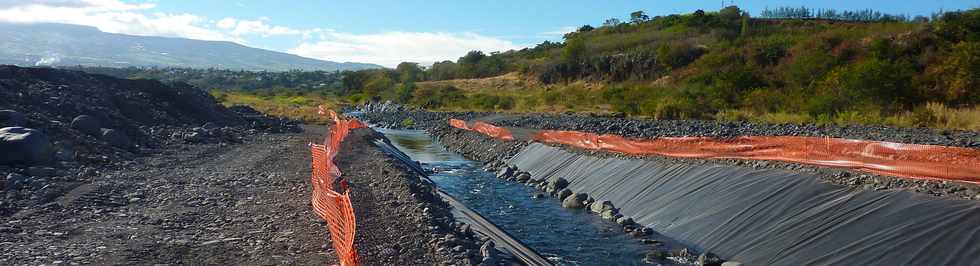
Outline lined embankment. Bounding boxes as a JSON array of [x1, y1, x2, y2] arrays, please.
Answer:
[[357, 107, 980, 265]]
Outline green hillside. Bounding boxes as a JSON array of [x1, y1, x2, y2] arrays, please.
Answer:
[[338, 6, 980, 130]]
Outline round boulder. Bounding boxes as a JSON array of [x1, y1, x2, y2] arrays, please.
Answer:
[[546, 177, 569, 193], [71, 115, 101, 136], [100, 128, 132, 148], [0, 110, 26, 127], [0, 127, 52, 164], [591, 200, 615, 214], [561, 192, 588, 209], [556, 188, 573, 200]]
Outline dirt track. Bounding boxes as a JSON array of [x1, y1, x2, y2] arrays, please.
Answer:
[[1, 128, 334, 265]]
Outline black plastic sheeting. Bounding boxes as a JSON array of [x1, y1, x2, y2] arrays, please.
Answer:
[[509, 143, 980, 265]]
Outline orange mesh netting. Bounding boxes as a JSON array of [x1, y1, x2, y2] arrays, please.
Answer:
[[471, 121, 515, 140], [449, 118, 469, 130], [310, 108, 366, 266], [448, 119, 980, 184]]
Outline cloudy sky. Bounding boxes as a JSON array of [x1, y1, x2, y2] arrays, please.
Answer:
[[0, 0, 976, 67]]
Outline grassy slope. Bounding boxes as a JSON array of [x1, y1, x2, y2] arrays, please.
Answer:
[[210, 90, 338, 124], [404, 9, 980, 131]]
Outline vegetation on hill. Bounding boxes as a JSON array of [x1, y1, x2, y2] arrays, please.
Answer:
[[334, 6, 980, 130]]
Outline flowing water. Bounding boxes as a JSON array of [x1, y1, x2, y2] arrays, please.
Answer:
[[377, 128, 651, 265]]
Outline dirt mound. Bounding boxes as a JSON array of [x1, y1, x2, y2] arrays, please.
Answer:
[[0, 65, 298, 216]]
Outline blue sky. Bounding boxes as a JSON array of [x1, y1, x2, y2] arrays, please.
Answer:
[[1, 0, 977, 67]]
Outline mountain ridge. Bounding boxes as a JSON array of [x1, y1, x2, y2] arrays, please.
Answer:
[[0, 23, 383, 71]]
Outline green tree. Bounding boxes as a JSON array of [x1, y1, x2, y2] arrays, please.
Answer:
[[395, 62, 422, 83], [630, 11, 650, 24], [563, 38, 587, 62]]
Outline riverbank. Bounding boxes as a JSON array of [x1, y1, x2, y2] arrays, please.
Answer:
[[356, 107, 980, 265], [358, 109, 980, 201], [334, 128, 488, 265]]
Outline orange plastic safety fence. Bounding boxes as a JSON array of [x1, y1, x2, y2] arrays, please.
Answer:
[[310, 107, 365, 266], [448, 119, 980, 184], [471, 121, 515, 140], [533, 130, 980, 183], [449, 118, 469, 130]]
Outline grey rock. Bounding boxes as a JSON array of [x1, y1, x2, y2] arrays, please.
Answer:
[[721, 261, 744, 266], [562, 193, 588, 209], [0, 127, 52, 164], [546, 177, 569, 192], [601, 209, 618, 220], [556, 188, 572, 200], [616, 216, 635, 226], [5, 173, 29, 190], [698, 252, 723, 266], [515, 172, 531, 182], [495, 166, 514, 179], [590, 200, 615, 214], [100, 128, 131, 148], [70, 115, 101, 135], [0, 110, 26, 127]]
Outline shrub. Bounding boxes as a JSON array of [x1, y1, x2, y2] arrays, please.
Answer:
[[401, 118, 415, 127]]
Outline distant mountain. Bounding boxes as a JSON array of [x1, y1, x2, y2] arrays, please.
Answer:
[[0, 23, 382, 71]]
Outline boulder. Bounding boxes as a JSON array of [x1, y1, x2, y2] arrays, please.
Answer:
[[556, 188, 573, 201], [546, 177, 569, 193], [495, 166, 514, 179], [515, 172, 531, 182], [698, 252, 723, 266], [70, 115, 101, 135], [562, 192, 588, 209], [600, 209, 618, 220], [616, 216, 635, 226], [721, 261, 744, 266], [0, 110, 26, 127], [0, 127, 52, 164], [590, 200, 615, 214], [100, 128, 132, 148]]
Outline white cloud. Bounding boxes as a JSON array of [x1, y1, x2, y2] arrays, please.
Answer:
[[0, 0, 529, 67], [288, 31, 524, 68], [216, 17, 237, 29], [0, 0, 239, 42], [539, 26, 577, 36], [229, 18, 304, 37]]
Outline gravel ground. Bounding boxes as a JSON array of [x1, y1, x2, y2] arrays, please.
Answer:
[[0, 124, 486, 266], [335, 128, 485, 265], [0, 128, 332, 265]]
